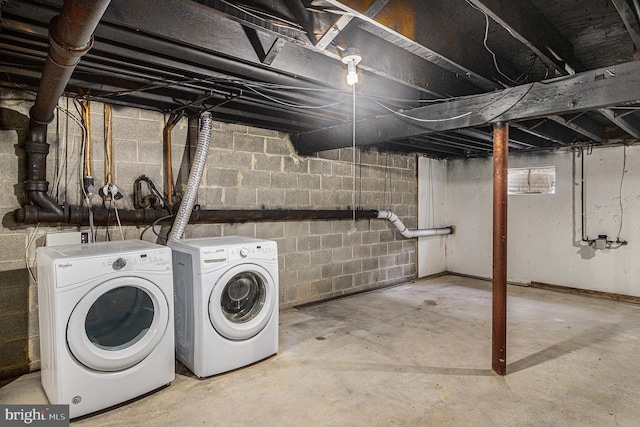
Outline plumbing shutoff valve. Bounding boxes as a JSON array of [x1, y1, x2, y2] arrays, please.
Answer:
[[100, 183, 123, 201]]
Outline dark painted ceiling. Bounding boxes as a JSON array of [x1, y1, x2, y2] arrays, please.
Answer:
[[2, 0, 640, 158]]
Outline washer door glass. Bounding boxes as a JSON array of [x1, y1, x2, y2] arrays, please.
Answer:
[[67, 277, 169, 372], [209, 263, 276, 341]]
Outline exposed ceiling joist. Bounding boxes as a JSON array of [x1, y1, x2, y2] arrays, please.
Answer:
[[546, 114, 604, 144], [467, 0, 640, 142], [1, 0, 638, 158], [324, 0, 604, 145], [315, 0, 389, 50], [599, 107, 640, 139], [466, 0, 581, 76], [611, 0, 640, 49], [294, 60, 640, 152], [322, 0, 501, 91]]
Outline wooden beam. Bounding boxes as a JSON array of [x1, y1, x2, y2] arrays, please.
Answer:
[[467, 0, 583, 75], [315, 0, 389, 50], [294, 60, 640, 153], [599, 108, 640, 139], [611, 0, 640, 50], [492, 122, 508, 376]]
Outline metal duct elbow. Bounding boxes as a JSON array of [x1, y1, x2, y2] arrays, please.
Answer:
[[374, 210, 454, 239]]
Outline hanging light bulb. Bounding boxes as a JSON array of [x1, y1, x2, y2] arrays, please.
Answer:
[[341, 47, 362, 85]]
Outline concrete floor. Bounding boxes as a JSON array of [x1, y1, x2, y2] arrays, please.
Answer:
[[2, 274, 640, 426]]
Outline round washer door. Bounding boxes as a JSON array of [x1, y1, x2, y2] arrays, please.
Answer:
[[67, 276, 170, 372], [208, 263, 276, 341]]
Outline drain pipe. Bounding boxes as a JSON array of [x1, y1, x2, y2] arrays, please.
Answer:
[[168, 112, 213, 241], [23, 0, 111, 220], [374, 210, 454, 238]]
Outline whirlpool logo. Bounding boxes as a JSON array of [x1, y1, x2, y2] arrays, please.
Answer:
[[1, 405, 69, 426], [57, 263, 73, 269]]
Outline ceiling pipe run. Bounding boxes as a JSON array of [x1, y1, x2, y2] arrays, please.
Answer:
[[374, 210, 454, 238], [13, 0, 456, 240], [15, 207, 379, 226]]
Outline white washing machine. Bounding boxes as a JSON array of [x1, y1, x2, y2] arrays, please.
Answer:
[[168, 236, 278, 377], [36, 240, 174, 419]]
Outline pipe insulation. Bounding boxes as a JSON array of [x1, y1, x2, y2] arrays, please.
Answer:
[[374, 210, 454, 238], [168, 112, 213, 241]]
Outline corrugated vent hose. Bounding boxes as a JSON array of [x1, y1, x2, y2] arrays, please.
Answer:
[[168, 112, 213, 241]]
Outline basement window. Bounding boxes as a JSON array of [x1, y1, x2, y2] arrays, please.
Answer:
[[508, 166, 556, 195]]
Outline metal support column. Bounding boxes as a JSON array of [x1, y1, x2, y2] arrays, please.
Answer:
[[492, 121, 509, 376]]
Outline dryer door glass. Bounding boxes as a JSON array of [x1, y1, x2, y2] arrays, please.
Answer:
[[67, 277, 170, 372], [85, 287, 154, 350], [220, 272, 266, 323]]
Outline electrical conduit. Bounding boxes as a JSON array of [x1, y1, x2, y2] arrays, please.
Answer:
[[168, 112, 213, 241], [374, 210, 453, 238]]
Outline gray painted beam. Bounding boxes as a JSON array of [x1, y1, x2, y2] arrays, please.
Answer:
[[294, 61, 640, 152]]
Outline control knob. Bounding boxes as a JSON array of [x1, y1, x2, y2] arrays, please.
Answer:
[[112, 257, 127, 270]]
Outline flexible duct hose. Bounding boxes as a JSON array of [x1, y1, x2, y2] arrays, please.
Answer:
[[168, 112, 213, 241], [375, 210, 454, 238]]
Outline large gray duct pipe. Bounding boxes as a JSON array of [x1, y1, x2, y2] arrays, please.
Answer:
[[23, 0, 111, 218]]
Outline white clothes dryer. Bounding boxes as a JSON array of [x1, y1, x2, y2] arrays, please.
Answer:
[[169, 236, 278, 377], [36, 240, 174, 419]]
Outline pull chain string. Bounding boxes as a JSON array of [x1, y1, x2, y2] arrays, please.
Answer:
[[352, 83, 356, 222]]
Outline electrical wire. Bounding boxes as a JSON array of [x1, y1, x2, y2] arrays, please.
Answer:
[[242, 83, 351, 109], [25, 224, 40, 283], [351, 84, 356, 222], [111, 198, 125, 240], [372, 84, 533, 125], [139, 214, 175, 242], [616, 145, 626, 240], [465, 0, 520, 86], [373, 100, 473, 122]]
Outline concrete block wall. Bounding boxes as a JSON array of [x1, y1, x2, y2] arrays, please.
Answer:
[[0, 92, 419, 378]]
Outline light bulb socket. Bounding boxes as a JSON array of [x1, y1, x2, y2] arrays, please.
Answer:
[[341, 47, 362, 85], [341, 47, 362, 66]]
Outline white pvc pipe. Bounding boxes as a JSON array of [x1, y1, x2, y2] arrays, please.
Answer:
[[168, 112, 213, 241], [375, 210, 453, 239]]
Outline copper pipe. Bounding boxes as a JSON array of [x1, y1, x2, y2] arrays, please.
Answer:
[[82, 100, 92, 178], [165, 125, 174, 206], [492, 122, 509, 376], [104, 103, 113, 184]]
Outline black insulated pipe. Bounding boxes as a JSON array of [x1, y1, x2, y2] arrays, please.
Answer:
[[22, 0, 111, 221], [16, 208, 379, 226]]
